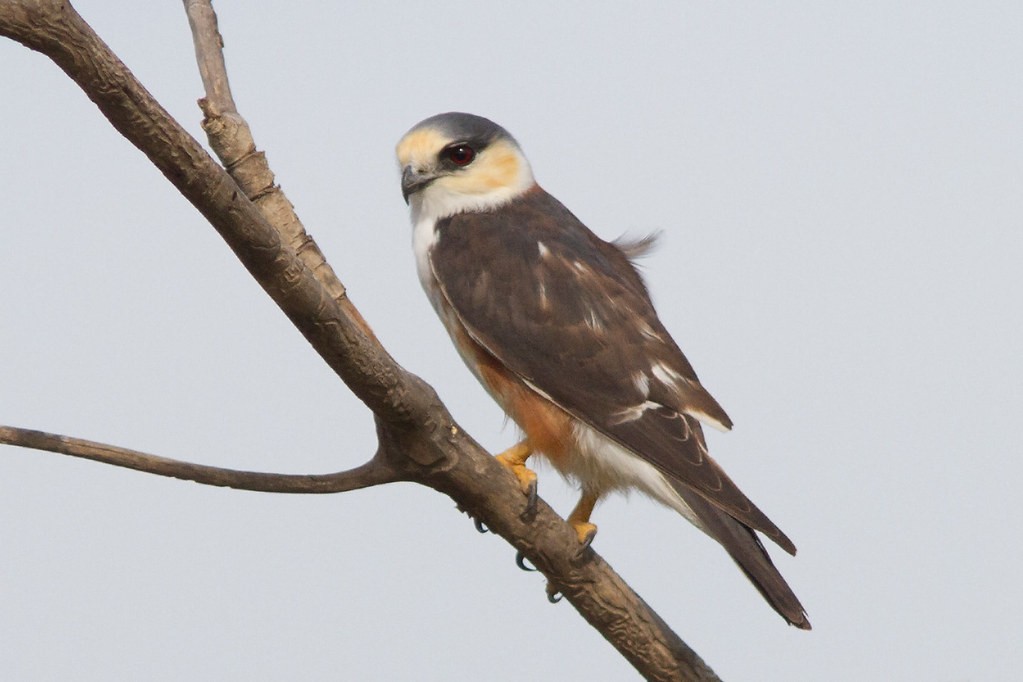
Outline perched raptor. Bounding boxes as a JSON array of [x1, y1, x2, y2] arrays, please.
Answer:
[[396, 112, 810, 629]]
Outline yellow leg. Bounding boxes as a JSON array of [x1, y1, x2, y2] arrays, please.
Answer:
[[567, 492, 599, 547], [494, 440, 537, 499]]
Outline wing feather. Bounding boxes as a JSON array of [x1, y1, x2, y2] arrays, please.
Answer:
[[430, 187, 793, 552]]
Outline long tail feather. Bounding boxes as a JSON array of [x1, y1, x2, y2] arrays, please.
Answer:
[[672, 483, 811, 629]]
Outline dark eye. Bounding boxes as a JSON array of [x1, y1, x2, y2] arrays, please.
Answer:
[[443, 144, 476, 167]]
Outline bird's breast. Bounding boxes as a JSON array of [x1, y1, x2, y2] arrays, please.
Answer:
[[412, 215, 440, 297], [413, 220, 577, 468]]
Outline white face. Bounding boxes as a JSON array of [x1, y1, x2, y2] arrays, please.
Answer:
[[396, 126, 535, 223]]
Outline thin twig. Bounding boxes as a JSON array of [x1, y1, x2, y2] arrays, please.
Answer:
[[184, 0, 351, 306], [183, 0, 234, 113], [0, 426, 397, 493]]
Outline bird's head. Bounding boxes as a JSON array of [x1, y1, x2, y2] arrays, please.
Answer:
[[396, 112, 535, 222]]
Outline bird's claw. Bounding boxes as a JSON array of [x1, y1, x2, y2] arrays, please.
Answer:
[[522, 479, 538, 519], [473, 517, 489, 534], [546, 583, 563, 603], [578, 526, 597, 552], [494, 443, 538, 517], [569, 520, 598, 552], [515, 550, 537, 572], [565, 523, 598, 565]]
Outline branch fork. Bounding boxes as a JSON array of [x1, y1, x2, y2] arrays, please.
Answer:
[[0, 2, 722, 679]]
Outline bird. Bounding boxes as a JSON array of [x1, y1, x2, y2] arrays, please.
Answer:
[[396, 112, 810, 629]]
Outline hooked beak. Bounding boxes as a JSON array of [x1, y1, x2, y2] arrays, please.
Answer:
[[401, 165, 437, 204]]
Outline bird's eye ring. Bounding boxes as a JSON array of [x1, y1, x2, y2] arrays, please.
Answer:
[[443, 144, 476, 167]]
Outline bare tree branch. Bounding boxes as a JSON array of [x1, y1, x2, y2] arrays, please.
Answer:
[[0, 426, 396, 493], [184, 0, 233, 112], [184, 0, 350, 305], [0, 2, 723, 679]]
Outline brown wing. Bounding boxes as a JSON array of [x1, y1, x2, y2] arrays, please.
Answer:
[[430, 186, 795, 554]]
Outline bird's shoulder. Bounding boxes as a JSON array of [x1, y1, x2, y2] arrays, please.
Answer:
[[428, 186, 715, 405], [432, 186, 651, 303]]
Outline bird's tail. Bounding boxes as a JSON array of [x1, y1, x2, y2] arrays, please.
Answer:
[[672, 483, 812, 630]]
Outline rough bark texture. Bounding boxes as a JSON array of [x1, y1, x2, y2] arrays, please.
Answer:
[[0, 2, 722, 679]]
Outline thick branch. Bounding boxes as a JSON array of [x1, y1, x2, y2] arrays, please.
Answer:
[[1, 0, 408, 424], [0, 426, 395, 493], [378, 422, 722, 682], [0, 2, 722, 680]]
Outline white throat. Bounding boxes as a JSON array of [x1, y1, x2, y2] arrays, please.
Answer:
[[408, 165, 535, 226]]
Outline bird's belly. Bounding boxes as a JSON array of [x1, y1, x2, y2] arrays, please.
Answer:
[[557, 421, 658, 493], [569, 422, 704, 528]]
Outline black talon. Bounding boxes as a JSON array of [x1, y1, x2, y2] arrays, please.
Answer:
[[473, 518, 489, 534], [568, 530, 597, 567], [515, 551, 537, 572], [546, 584, 563, 603], [522, 480, 538, 518]]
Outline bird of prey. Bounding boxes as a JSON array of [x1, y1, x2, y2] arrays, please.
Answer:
[[396, 112, 809, 629]]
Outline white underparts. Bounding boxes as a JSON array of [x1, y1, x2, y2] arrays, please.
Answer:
[[570, 422, 706, 533], [412, 216, 440, 298]]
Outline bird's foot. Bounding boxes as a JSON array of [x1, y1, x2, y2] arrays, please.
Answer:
[[571, 520, 598, 550], [495, 441, 538, 514], [567, 492, 599, 552]]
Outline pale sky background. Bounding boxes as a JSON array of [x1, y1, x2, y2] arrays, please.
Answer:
[[2, 2, 1020, 680]]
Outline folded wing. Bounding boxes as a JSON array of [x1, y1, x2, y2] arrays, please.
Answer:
[[430, 188, 795, 553]]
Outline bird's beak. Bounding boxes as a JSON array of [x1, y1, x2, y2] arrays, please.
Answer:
[[401, 165, 437, 204]]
